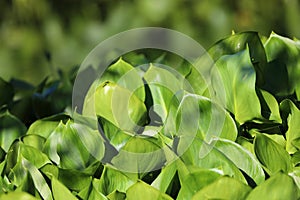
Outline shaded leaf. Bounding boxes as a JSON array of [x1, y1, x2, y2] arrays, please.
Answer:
[[257, 89, 281, 122], [151, 162, 177, 193], [264, 32, 300, 98], [0, 77, 14, 107], [0, 111, 27, 152], [52, 177, 77, 200], [280, 99, 300, 154], [254, 133, 293, 175]]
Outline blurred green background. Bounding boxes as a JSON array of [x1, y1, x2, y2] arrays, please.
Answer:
[[1, 0, 300, 84]]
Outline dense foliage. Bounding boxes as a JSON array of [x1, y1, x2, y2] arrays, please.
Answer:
[[1, 32, 300, 199]]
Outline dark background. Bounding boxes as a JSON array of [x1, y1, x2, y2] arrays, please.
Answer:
[[0, 0, 299, 84]]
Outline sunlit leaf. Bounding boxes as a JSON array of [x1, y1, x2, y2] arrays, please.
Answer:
[[0, 191, 39, 200], [83, 81, 147, 132], [52, 176, 77, 200], [98, 166, 137, 195], [246, 173, 299, 200], [126, 181, 173, 200], [143, 64, 185, 121], [111, 136, 166, 173], [181, 137, 265, 185], [211, 48, 261, 123], [98, 58, 145, 102], [192, 176, 251, 200], [177, 169, 222, 200], [43, 120, 103, 170]]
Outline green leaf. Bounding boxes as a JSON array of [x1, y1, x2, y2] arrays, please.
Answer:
[[0, 191, 39, 200], [151, 162, 177, 193], [177, 169, 222, 200], [83, 81, 147, 132], [111, 136, 166, 173], [292, 151, 300, 166], [88, 188, 108, 200], [0, 111, 27, 152], [192, 176, 252, 200], [52, 177, 77, 200], [289, 167, 300, 190], [163, 92, 237, 144], [264, 32, 300, 98], [254, 133, 293, 175], [246, 173, 299, 200], [209, 31, 267, 65], [99, 117, 133, 151], [58, 168, 92, 191], [22, 134, 46, 151], [26, 114, 70, 139], [208, 31, 267, 86], [20, 144, 51, 169], [22, 158, 53, 200], [143, 64, 185, 121], [106, 190, 126, 200], [257, 89, 281, 122], [280, 99, 300, 154], [185, 54, 211, 96], [126, 181, 173, 200], [236, 136, 255, 155], [99, 58, 145, 102], [181, 137, 265, 185], [211, 48, 261, 123], [43, 120, 104, 170], [0, 77, 14, 107], [98, 166, 137, 195]]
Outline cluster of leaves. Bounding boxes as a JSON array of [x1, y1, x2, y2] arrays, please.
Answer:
[[1, 31, 300, 199]]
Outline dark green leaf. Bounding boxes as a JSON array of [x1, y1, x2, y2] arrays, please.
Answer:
[[264, 32, 300, 98], [0, 111, 27, 152], [0, 77, 14, 107]]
